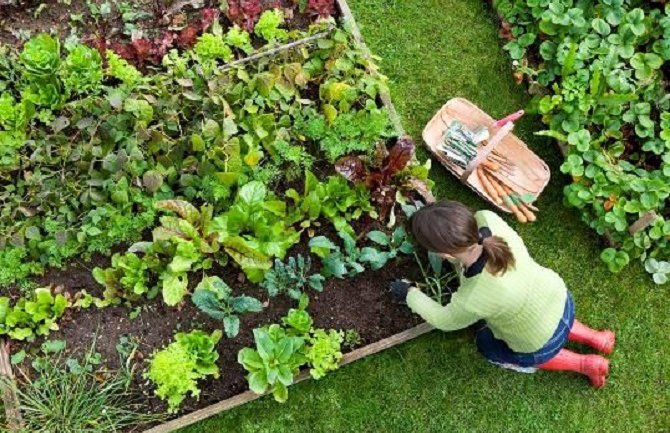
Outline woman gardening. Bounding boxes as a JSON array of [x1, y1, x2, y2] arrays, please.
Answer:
[[391, 201, 615, 388]]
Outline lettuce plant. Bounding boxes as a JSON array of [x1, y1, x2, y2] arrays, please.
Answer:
[[254, 10, 289, 43], [194, 33, 233, 62], [92, 251, 160, 302], [0, 287, 70, 341], [282, 295, 313, 335], [237, 324, 306, 403], [19, 33, 61, 79], [239, 296, 345, 401], [191, 276, 263, 338], [306, 329, 343, 379], [106, 50, 142, 85], [145, 329, 222, 413], [61, 44, 104, 95], [225, 25, 254, 54]]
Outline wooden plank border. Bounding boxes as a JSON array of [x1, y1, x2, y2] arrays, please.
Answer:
[[0, 339, 24, 431], [335, 0, 406, 136], [143, 323, 433, 433]]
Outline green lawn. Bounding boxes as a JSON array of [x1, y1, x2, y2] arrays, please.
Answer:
[[181, 1, 668, 431]]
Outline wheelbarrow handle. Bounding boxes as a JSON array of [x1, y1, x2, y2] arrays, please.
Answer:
[[493, 110, 525, 128]]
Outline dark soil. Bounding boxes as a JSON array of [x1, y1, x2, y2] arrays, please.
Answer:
[[14, 232, 423, 420]]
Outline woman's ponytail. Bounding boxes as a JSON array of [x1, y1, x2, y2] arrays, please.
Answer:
[[481, 236, 515, 276]]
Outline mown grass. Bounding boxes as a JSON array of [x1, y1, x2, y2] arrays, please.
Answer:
[[181, 1, 669, 431]]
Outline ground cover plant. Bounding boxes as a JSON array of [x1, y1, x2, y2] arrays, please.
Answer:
[[491, 0, 670, 282], [0, 2, 435, 428]]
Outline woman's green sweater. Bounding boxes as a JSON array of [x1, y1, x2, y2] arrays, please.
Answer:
[[406, 210, 568, 353]]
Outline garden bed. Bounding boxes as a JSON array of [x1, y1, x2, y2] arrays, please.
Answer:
[[0, 0, 438, 430]]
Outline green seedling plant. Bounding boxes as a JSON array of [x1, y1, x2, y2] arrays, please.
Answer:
[[308, 231, 366, 278], [145, 329, 222, 413], [360, 226, 415, 270], [262, 255, 325, 300], [191, 276, 263, 338], [414, 251, 458, 305]]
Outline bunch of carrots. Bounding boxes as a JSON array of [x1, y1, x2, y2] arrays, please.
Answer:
[[477, 160, 537, 223]]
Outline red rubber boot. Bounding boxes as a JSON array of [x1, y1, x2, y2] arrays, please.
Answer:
[[569, 320, 616, 354], [538, 349, 610, 389]]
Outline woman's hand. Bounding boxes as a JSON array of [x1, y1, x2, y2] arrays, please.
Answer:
[[389, 279, 416, 303]]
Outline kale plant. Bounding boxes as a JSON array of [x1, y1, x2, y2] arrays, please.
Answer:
[[262, 255, 325, 300], [191, 276, 263, 338]]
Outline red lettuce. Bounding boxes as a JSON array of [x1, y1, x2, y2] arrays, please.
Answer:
[[335, 136, 416, 220], [307, 0, 335, 17], [226, 0, 263, 32]]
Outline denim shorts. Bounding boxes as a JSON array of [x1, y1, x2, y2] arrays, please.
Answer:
[[474, 292, 575, 368]]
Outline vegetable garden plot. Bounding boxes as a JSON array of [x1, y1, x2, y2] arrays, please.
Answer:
[[0, 1, 440, 430]]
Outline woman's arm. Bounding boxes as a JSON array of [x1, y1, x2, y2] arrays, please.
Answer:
[[406, 288, 480, 331]]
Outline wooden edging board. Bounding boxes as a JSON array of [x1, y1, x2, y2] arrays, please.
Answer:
[[335, 0, 405, 136], [143, 323, 434, 433]]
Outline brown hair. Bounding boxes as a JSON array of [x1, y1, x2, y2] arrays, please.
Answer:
[[410, 201, 515, 276]]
